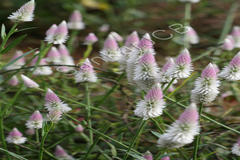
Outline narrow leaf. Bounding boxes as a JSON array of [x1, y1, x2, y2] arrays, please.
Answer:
[[0, 148, 28, 160], [1, 24, 6, 40]]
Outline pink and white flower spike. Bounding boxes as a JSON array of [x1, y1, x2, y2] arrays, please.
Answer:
[[45, 21, 68, 44], [157, 103, 200, 148], [6, 50, 25, 70], [185, 26, 199, 44], [100, 35, 122, 62], [109, 32, 123, 42], [134, 83, 165, 120], [6, 128, 27, 144], [8, 0, 35, 22], [191, 63, 220, 104], [26, 110, 43, 129], [68, 10, 85, 30], [167, 48, 192, 79], [8, 75, 19, 86], [219, 52, 240, 81], [75, 58, 97, 83], [21, 74, 39, 88], [222, 35, 235, 51], [232, 26, 240, 48], [75, 124, 84, 133], [45, 88, 71, 113]]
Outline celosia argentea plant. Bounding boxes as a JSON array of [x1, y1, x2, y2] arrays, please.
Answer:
[[1, 0, 240, 160]]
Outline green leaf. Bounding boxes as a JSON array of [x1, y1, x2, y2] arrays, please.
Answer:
[[105, 141, 117, 157], [1, 24, 6, 40], [151, 131, 162, 138], [0, 34, 27, 55], [1, 48, 37, 70], [0, 148, 28, 160]]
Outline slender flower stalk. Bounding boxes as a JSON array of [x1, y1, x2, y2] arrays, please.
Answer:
[[85, 83, 93, 144], [123, 119, 147, 160]]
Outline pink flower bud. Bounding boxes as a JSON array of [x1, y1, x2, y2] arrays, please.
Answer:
[[201, 63, 217, 79], [47, 47, 61, 59], [143, 151, 153, 160], [75, 124, 84, 133], [161, 156, 170, 160], [139, 53, 156, 64], [56, 21, 68, 37], [162, 58, 175, 72], [222, 35, 235, 51], [12, 50, 25, 64], [104, 35, 118, 50], [8, 76, 19, 86], [230, 52, 240, 67], [145, 84, 163, 101], [21, 74, 39, 88], [139, 33, 153, 49], [125, 31, 140, 47], [178, 103, 199, 124], [9, 128, 23, 137], [176, 48, 191, 65], [69, 10, 82, 22], [30, 110, 43, 121], [45, 89, 61, 104], [46, 24, 57, 37], [55, 145, 68, 157], [99, 24, 110, 32], [85, 33, 98, 44], [58, 44, 70, 57], [25, 128, 35, 135], [110, 32, 123, 42]]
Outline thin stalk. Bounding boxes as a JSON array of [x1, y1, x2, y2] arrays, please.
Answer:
[[36, 129, 39, 144], [0, 114, 10, 160], [193, 103, 203, 160], [83, 44, 93, 59], [96, 72, 125, 107], [86, 83, 93, 144], [0, 23, 18, 53], [67, 30, 79, 54], [39, 122, 54, 160], [123, 119, 147, 160], [184, 2, 191, 48], [163, 78, 175, 94]]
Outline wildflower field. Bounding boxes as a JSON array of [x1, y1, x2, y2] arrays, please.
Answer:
[[0, 0, 240, 159]]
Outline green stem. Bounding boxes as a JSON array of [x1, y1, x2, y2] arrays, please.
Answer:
[[96, 72, 125, 107], [163, 78, 175, 94], [0, 114, 10, 160], [36, 129, 39, 144], [83, 44, 93, 59], [67, 30, 79, 54], [123, 119, 147, 160], [184, 2, 191, 48], [0, 23, 18, 53], [193, 103, 203, 160], [86, 83, 93, 144], [39, 122, 54, 160]]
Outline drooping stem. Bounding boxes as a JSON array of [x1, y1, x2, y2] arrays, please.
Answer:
[[193, 103, 203, 160], [85, 83, 93, 144], [123, 119, 147, 160], [83, 44, 93, 59], [39, 122, 54, 160]]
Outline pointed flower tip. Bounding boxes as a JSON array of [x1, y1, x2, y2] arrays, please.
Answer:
[[139, 34, 153, 49], [178, 103, 199, 124], [162, 58, 175, 72], [58, 44, 70, 56], [176, 48, 191, 65], [55, 145, 67, 157], [45, 88, 61, 103], [110, 32, 123, 42], [140, 53, 156, 64], [145, 84, 163, 101], [30, 110, 43, 121], [201, 63, 217, 78], [125, 31, 140, 46], [143, 151, 153, 160], [21, 74, 39, 88], [230, 52, 240, 67], [10, 128, 23, 137], [222, 35, 235, 51], [85, 33, 98, 44], [104, 35, 118, 50], [161, 156, 170, 160]]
